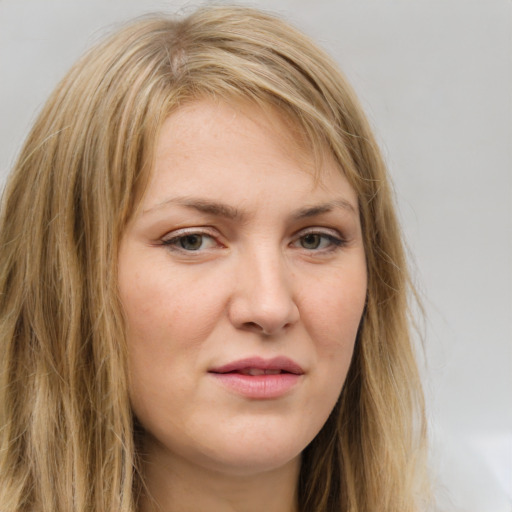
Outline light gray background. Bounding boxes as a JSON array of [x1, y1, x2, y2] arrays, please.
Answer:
[[1, 1, 511, 510]]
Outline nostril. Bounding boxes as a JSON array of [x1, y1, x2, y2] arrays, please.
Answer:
[[242, 321, 263, 332], [241, 320, 294, 336]]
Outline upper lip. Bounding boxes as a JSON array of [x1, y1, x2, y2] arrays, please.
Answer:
[[209, 356, 304, 375]]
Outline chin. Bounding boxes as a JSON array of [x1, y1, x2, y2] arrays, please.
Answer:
[[196, 444, 302, 477], [161, 423, 308, 477]]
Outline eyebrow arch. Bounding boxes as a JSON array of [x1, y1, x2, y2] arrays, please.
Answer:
[[293, 199, 358, 219], [143, 197, 245, 220]]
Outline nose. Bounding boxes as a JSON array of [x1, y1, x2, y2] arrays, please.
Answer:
[[228, 248, 300, 336]]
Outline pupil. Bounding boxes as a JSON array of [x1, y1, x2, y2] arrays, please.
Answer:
[[181, 235, 202, 250], [302, 234, 320, 249]]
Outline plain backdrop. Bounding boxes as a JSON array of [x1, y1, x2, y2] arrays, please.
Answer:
[[0, 1, 511, 510]]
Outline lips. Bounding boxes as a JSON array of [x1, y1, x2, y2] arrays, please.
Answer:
[[238, 368, 281, 376], [208, 356, 304, 399], [209, 356, 304, 375]]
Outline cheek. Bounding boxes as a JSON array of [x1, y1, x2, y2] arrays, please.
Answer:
[[120, 259, 227, 350], [120, 266, 226, 435], [302, 270, 366, 398], [304, 270, 366, 349], [118, 258, 226, 406]]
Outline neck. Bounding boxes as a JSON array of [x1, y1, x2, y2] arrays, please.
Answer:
[[138, 438, 300, 512]]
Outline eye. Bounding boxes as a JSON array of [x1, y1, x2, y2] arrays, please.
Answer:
[[300, 233, 325, 250], [162, 232, 218, 252], [292, 230, 344, 252]]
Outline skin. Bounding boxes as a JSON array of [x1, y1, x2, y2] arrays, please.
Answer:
[[118, 99, 367, 512]]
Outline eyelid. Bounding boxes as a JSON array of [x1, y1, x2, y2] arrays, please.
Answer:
[[161, 226, 217, 242], [160, 227, 224, 251], [291, 226, 347, 251], [294, 226, 345, 240]]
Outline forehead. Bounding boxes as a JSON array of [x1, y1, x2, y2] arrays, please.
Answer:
[[161, 98, 313, 160], [158, 98, 344, 179], [138, 98, 358, 217]]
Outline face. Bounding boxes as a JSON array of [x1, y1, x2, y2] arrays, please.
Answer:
[[118, 99, 367, 477]]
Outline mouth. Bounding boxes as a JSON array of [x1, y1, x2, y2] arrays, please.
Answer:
[[208, 356, 304, 399], [208, 356, 304, 376], [231, 368, 288, 376]]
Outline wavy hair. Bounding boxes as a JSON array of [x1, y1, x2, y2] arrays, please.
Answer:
[[0, 6, 428, 511]]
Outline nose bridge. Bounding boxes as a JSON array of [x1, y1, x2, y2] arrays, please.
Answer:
[[249, 242, 291, 303], [229, 239, 299, 335]]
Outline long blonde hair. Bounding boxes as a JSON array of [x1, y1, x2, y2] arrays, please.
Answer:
[[0, 6, 428, 511]]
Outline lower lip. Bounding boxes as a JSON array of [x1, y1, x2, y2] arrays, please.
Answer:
[[209, 372, 301, 399]]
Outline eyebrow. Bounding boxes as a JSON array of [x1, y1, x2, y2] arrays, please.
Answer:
[[144, 197, 244, 220], [293, 199, 357, 219], [143, 196, 357, 220]]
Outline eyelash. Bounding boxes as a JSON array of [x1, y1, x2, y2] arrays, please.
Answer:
[[161, 229, 221, 253], [292, 230, 345, 252], [160, 228, 346, 254]]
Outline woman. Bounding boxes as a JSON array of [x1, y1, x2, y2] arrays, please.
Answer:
[[0, 5, 428, 512]]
